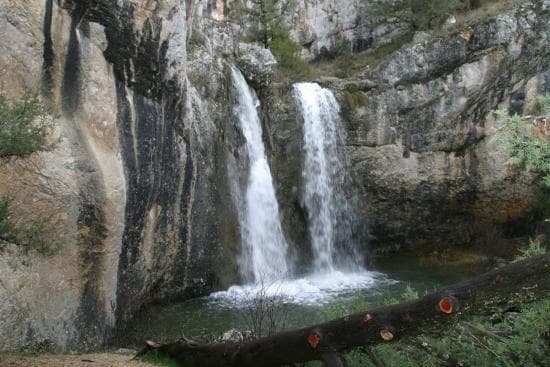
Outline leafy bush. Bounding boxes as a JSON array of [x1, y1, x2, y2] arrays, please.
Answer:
[[187, 28, 207, 51], [528, 94, 550, 116], [270, 35, 313, 82], [0, 196, 60, 256], [0, 196, 15, 242], [243, 0, 293, 48], [0, 91, 53, 158], [514, 239, 547, 262], [343, 91, 368, 109], [335, 40, 354, 78], [20, 339, 58, 355], [315, 33, 413, 79], [494, 95, 550, 188]]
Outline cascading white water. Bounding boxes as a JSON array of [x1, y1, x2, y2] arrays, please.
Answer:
[[293, 83, 356, 272], [214, 73, 379, 306], [230, 66, 289, 283]]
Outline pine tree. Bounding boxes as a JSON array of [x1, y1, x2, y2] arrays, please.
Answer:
[[245, 0, 293, 48]]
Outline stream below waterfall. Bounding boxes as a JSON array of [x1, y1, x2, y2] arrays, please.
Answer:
[[118, 254, 489, 347]]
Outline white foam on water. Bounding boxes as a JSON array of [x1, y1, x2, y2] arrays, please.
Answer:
[[210, 270, 391, 306]]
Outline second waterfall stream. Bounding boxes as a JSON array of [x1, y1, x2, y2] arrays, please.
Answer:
[[214, 68, 382, 304], [293, 82, 358, 273]]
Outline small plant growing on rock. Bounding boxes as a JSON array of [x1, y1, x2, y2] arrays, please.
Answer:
[[0, 90, 54, 158], [243, 0, 294, 49], [494, 94, 550, 188], [270, 34, 313, 82], [0, 195, 61, 256], [514, 239, 547, 262]]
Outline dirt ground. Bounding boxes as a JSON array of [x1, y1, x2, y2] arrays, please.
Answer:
[[0, 353, 157, 367]]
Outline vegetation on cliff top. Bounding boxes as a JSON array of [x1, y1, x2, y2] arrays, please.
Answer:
[[234, 0, 313, 81]]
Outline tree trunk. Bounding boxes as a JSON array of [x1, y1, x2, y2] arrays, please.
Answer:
[[139, 254, 550, 367]]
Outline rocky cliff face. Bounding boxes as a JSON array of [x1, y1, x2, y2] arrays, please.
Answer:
[[335, 0, 550, 251], [0, 0, 243, 351], [0, 0, 548, 352]]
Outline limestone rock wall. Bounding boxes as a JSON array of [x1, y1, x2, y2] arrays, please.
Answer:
[[0, 0, 242, 351], [334, 0, 550, 251]]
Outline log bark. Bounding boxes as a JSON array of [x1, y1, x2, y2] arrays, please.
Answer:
[[140, 254, 550, 367]]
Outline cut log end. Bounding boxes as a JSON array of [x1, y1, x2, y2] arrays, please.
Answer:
[[380, 329, 394, 341], [438, 296, 458, 315], [308, 332, 321, 349]]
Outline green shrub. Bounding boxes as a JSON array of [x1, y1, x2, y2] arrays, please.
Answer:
[[0, 91, 53, 158], [0, 196, 60, 256], [494, 96, 550, 188], [343, 91, 368, 109], [270, 35, 313, 82], [243, 0, 293, 48], [514, 239, 547, 262], [316, 285, 549, 366], [138, 353, 179, 367], [335, 40, 354, 78], [342, 297, 550, 366], [20, 339, 58, 355], [528, 94, 550, 116], [188, 28, 207, 51], [0, 196, 16, 243], [315, 33, 413, 79]]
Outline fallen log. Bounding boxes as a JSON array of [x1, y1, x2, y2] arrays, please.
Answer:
[[140, 254, 550, 367]]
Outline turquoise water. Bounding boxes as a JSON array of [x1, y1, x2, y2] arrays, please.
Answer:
[[118, 253, 489, 347]]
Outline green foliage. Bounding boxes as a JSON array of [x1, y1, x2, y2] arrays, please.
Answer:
[[320, 290, 371, 321], [343, 91, 368, 109], [236, 0, 311, 81], [316, 285, 549, 366], [270, 35, 313, 82], [419, 300, 550, 367], [243, 0, 293, 48], [187, 28, 207, 51], [514, 239, 547, 262], [19, 339, 58, 355], [321, 285, 419, 323], [0, 196, 60, 256], [315, 33, 412, 79], [494, 299, 550, 366], [138, 353, 179, 367], [371, 0, 499, 30], [528, 94, 550, 116], [0, 196, 15, 242], [494, 97, 550, 188], [381, 285, 420, 306], [0, 91, 54, 158], [335, 41, 354, 79], [343, 298, 550, 367]]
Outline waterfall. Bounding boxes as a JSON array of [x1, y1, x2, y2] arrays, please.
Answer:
[[293, 83, 356, 272], [213, 79, 380, 305], [230, 66, 289, 283]]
